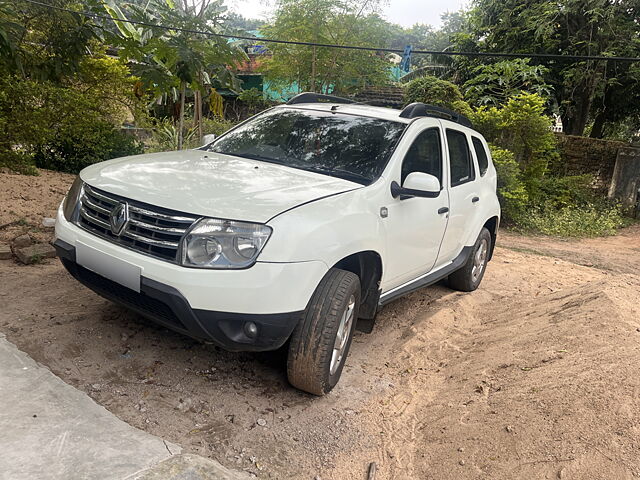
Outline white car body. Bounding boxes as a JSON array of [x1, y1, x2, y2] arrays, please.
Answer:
[[54, 98, 500, 359]]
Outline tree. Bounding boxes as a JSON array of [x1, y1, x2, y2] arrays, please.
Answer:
[[403, 75, 473, 116], [103, 0, 245, 147], [225, 12, 265, 32], [0, 0, 96, 82], [588, 62, 640, 139], [463, 59, 551, 107], [461, 0, 640, 136], [261, 0, 392, 95]]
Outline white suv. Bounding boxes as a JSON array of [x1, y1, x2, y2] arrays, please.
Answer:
[[54, 93, 500, 395]]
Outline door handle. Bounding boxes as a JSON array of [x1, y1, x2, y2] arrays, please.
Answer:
[[472, 196, 480, 203], [438, 207, 449, 214]]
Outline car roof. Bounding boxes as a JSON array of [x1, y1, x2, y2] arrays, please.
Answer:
[[275, 103, 413, 124], [274, 103, 484, 137]]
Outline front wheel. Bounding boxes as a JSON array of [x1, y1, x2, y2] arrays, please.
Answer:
[[448, 227, 492, 292], [287, 268, 361, 395]]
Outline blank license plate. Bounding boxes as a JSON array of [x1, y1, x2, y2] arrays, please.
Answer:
[[76, 242, 141, 292]]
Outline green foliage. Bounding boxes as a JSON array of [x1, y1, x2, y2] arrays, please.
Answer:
[[489, 146, 529, 221], [148, 119, 197, 152], [464, 59, 551, 107], [403, 75, 473, 117], [225, 12, 265, 32], [148, 116, 237, 152], [0, 0, 97, 82], [0, 151, 38, 175], [517, 203, 625, 237], [103, 0, 244, 97], [262, 0, 392, 94], [201, 117, 237, 137], [462, 0, 640, 136], [238, 88, 269, 115], [528, 175, 596, 209], [470, 93, 558, 178], [103, 0, 245, 149], [33, 122, 143, 173], [483, 97, 625, 236], [0, 56, 145, 174]]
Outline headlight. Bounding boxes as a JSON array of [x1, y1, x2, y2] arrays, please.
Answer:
[[63, 176, 84, 222], [180, 218, 272, 269]]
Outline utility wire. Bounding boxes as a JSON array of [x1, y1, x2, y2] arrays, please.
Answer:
[[21, 0, 640, 63]]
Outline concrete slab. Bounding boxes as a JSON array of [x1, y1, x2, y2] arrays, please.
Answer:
[[134, 454, 252, 480], [0, 333, 180, 480]]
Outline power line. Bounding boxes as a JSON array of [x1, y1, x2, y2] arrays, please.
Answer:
[[21, 0, 640, 63]]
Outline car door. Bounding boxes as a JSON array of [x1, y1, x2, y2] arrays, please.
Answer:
[[436, 127, 481, 265], [382, 122, 450, 290]]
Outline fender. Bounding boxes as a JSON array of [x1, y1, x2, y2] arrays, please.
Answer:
[[260, 184, 387, 267]]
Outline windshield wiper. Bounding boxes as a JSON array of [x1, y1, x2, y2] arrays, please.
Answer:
[[301, 166, 372, 185]]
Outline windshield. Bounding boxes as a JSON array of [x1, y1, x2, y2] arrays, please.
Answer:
[[205, 108, 407, 185]]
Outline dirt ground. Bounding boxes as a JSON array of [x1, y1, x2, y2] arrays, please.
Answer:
[[1, 169, 640, 479]]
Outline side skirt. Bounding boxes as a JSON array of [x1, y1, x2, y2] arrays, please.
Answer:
[[378, 246, 473, 307]]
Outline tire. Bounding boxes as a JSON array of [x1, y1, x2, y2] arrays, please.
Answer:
[[448, 227, 492, 292], [287, 268, 361, 396]]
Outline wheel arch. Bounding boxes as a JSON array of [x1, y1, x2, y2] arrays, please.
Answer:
[[332, 250, 383, 333], [483, 216, 499, 260]]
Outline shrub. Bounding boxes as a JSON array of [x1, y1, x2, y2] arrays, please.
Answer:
[[149, 119, 198, 152], [201, 116, 237, 137], [528, 174, 596, 209], [33, 121, 143, 173], [517, 203, 625, 237], [147, 116, 237, 152], [0, 151, 38, 175], [489, 145, 528, 222], [238, 88, 269, 115], [403, 75, 473, 117], [0, 56, 146, 174], [489, 143, 625, 236], [470, 93, 558, 179]]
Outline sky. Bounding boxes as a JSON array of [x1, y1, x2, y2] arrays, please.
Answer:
[[228, 0, 469, 28]]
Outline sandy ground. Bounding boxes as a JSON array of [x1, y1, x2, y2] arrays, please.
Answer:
[[1, 170, 640, 479]]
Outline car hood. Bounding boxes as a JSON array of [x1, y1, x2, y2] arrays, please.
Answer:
[[79, 150, 361, 223]]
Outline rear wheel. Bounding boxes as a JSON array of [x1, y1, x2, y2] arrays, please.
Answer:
[[448, 227, 491, 292], [287, 268, 360, 395]]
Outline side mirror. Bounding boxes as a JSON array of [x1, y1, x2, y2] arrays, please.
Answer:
[[391, 172, 441, 199], [202, 134, 217, 146]]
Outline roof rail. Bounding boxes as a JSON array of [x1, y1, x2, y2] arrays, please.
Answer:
[[399, 103, 473, 128], [286, 92, 355, 106]]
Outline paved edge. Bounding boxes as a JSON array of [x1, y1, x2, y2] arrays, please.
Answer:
[[0, 332, 180, 480]]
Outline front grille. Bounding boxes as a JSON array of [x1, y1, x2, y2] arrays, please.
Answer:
[[77, 184, 199, 263]]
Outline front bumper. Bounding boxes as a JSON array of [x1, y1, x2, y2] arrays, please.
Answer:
[[54, 206, 329, 351], [55, 239, 302, 351]]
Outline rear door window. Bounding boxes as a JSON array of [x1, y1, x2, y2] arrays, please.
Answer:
[[471, 136, 489, 176], [446, 129, 475, 187]]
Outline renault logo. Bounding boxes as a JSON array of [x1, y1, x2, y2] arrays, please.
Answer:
[[109, 202, 129, 236]]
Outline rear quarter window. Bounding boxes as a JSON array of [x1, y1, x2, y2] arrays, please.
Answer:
[[471, 136, 489, 176]]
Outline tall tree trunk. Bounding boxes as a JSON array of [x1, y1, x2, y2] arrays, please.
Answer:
[[589, 111, 606, 138], [178, 81, 186, 150], [561, 83, 596, 136], [194, 88, 203, 144], [561, 62, 603, 136], [311, 46, 317, 93]]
